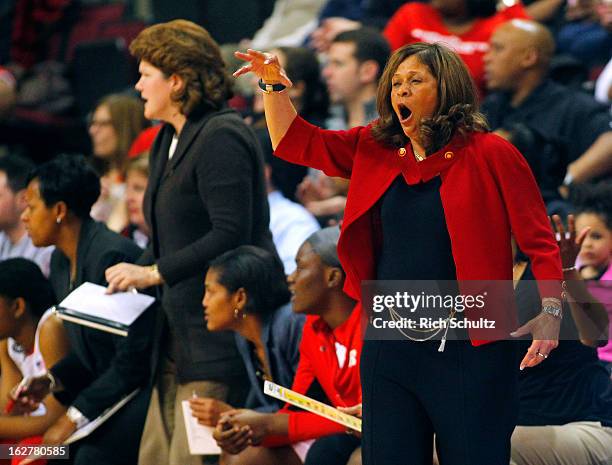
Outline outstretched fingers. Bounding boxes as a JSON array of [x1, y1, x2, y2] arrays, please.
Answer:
[[232, 49, 293, 88], [232, 64, 253, 78]]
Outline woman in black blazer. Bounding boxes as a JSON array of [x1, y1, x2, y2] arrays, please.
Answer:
[[104, 19, 278, 465], [20, 154, 155, 465]]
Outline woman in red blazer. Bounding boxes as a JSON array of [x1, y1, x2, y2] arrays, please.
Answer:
[[235, 43, 563, 465]]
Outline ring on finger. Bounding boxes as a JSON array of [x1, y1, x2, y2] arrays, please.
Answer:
[[536, 351, 548, 359]]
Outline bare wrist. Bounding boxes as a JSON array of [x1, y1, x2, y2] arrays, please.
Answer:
[[267, 413, 289, 436]]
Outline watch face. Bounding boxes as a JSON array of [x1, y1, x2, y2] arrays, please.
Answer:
[[542, 306, 561, 318]]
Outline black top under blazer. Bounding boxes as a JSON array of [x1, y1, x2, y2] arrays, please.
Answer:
[[140, 107, 278, 382]]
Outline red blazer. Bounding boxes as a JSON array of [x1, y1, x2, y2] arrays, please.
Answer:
[[275, 117, 562, 344]]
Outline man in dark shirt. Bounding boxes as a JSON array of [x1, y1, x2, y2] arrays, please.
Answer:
[[482, 19, 611, 199]]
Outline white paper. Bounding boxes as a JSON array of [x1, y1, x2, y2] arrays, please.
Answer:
[[59, 282, 155, 327], [65, 389, 140, 444], [181, 400, 221, 455]]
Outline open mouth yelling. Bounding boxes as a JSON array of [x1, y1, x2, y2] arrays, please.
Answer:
[[398, 103, 412, 123]]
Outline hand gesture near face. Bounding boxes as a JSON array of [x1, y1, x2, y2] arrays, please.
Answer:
[[233, 49, 293, 87]]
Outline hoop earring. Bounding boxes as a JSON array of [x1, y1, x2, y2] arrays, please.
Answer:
[[233, 308, 246, 319]]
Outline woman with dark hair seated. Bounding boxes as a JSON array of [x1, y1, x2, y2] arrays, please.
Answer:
[[18, 154, 155, 465], [0, 258, 69, 446], [189, 245, 304, 425], [213, 227, 362, 465]]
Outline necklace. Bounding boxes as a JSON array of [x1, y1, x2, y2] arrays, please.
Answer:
[[385, 305, 456, 352], [412, 145, 425, 161]]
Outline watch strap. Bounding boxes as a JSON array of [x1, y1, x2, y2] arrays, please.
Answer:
[[258, 79, 286, 94]]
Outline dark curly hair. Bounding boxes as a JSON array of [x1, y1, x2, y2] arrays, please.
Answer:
[[209, 246, 290, 317], [571, 181, 612, 230], [371, 42, 488, 154], [27, 154, 101, 220], [129, 19, 233, 117]]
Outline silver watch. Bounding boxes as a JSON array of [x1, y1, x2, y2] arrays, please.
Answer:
[[541, 304, 562, 319]]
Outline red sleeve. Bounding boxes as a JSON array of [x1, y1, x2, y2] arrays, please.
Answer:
[[383, 3, 416, 50], [261, 321, 351, 446], [501, 2, 529, 19], [288, 412, 346, 442], [283, 344, 348, 443], [274, 116, 364, 179], [486, 134, 562, 298]]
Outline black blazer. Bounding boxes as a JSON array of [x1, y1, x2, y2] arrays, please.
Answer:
[[49, 219, 154, 463], [140, 107, 278, 381]]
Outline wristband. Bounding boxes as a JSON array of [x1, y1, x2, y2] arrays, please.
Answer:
[[258, 79, 286, 94]]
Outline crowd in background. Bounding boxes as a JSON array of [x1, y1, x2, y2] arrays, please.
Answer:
[[0, 0, 609, 464]]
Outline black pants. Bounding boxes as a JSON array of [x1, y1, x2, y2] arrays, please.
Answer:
[[305, 434, 361, 465], [361, 339, 518, 465]]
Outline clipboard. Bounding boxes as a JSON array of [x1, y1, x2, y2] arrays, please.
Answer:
[[54, 282, 155, 336], [264, 381, 361, 432]]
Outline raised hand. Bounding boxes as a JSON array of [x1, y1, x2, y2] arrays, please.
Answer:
[[233, 49, 293, 87], [551, 214, 589, 269]]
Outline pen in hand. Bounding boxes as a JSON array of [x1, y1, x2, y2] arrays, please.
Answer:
[[5, 378, 30, 414]]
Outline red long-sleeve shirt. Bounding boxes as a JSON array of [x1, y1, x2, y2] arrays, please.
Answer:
[[263, 305, 363, 445]]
